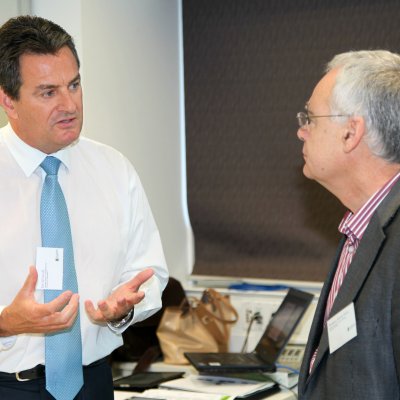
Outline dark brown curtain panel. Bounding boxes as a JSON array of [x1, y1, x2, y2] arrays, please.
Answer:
[[183, 0, 400, 281]]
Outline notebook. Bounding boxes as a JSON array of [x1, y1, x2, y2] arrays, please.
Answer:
[[184, 287, 313, 373]]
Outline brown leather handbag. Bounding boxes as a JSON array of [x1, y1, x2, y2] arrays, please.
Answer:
[[156, 288, 238, 364]]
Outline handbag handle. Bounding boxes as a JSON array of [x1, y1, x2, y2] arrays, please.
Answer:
[[179, 293, 238, 323], [176, 290, 238, 347], [201, 288, 238, 324], [195, 289, 239, 345]]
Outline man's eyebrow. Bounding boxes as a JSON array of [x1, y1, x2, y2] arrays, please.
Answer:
[[35, 83, 58, 92], [70, 73, 81, 84]]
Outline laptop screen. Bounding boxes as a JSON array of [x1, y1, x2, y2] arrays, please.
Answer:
[[254, 288, 313, 365]]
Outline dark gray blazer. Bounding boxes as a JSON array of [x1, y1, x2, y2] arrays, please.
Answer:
[[298, 181, 400, 400]]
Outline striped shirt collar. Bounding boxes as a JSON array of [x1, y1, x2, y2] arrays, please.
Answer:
[[339, 172, 400, 240]]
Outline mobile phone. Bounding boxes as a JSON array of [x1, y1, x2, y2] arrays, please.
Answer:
[[113, 371, 184, 391]]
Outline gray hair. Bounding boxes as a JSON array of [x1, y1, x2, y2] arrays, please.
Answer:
[[326, 50, 400, 163]]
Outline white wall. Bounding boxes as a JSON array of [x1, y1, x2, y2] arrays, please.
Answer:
[[0, 0, 31, 127], [1, 0, 194, 282], [80, 1, 194, 284], [0, 108, 6, 128]]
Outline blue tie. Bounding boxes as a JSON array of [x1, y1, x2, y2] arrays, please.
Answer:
[[40, 156, 83, 400]]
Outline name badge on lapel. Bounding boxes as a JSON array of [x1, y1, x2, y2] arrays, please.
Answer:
[[36, 247, 64, 290], [327, 302, 357, 354]]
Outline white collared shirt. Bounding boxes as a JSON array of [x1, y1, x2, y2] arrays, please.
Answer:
[[0, 123, 168, 372]]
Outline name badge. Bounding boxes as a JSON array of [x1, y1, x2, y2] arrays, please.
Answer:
[[36, 247, 64, 290], [327, 302, 357, 354]]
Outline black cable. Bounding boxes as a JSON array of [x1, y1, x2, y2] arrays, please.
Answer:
[[241, 312, 262, 353], [240, 312, 301, 398], [240, 312, 299, 398]]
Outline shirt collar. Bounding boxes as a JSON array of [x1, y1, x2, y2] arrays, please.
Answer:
[[339, 171, 400, 240], [3, 123, 72, 176]]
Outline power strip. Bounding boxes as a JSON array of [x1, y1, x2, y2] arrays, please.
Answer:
[[277, 344, 305, 370]]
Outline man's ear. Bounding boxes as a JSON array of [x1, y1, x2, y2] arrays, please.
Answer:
[[342, 116, 365, 153], [0, 88, 17, 119]]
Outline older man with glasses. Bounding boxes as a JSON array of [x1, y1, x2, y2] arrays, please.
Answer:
[[296, 50, 400, 400]]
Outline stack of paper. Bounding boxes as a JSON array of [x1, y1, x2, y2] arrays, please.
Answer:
[[135, 388, 234, 399], [157, 374, 277, 399]]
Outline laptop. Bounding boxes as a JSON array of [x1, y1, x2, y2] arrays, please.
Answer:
[[184, 288, 313, 373]]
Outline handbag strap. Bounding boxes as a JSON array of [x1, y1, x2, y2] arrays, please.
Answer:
[[175, 291, 238, 345], [194, 289, 239, 344], [201, 288, 238, 323]]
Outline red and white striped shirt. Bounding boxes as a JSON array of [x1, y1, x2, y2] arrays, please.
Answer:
[[309, 171, 400, 373]]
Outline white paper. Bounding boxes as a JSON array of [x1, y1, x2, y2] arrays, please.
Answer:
[[144, 388, 234, 400], [327, 302, 357, 354], [36, 247, 64, 290], [160, 375, 274, 397]]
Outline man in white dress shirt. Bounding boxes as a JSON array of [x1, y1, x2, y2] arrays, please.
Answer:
[[0, 15, 169, 399]]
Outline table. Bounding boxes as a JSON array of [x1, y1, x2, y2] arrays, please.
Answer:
[[112, 361, 297, 399], [115, 389, 295, 399]]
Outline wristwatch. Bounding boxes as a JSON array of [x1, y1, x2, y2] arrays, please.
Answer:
[[108, 308, 134, 329]]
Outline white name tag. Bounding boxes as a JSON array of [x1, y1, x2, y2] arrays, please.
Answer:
[[36, 247, 64, 290], [327, 302, 357, 354]]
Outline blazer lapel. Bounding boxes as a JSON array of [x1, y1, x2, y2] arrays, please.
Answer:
[[299, 236, 345, 390], [327, 179, 400, 325], [309, 226, 385, 377]]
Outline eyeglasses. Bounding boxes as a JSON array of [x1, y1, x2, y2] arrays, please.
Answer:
[[296, 111, 350, 128]]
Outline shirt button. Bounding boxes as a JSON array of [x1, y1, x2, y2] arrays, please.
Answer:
[[348, 245, 354, 253]]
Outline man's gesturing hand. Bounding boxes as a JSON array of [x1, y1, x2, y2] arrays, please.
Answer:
[[0, 266, 79, 336], [84, 268, 154, 324]]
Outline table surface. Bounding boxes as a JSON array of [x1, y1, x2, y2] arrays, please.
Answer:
[[114, 388, 296, 400], [112, 361, 297, 400]]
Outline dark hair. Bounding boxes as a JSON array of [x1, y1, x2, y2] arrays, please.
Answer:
[[0, 15, 80, 100]]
